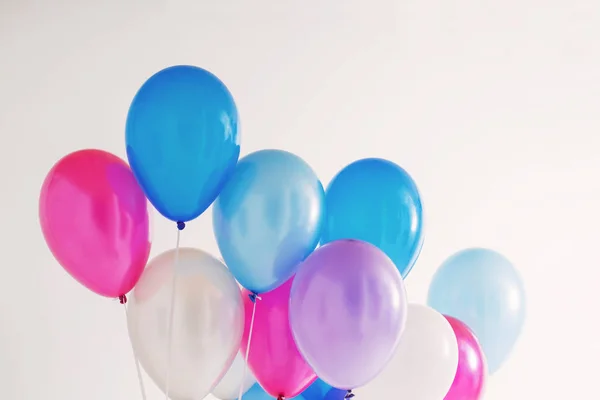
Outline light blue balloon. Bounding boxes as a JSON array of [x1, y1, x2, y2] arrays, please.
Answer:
[[126, 65, 240, 222], [427, 248, 526, 374], [321, 158, 423, 278], [213, 149, 325, 293]]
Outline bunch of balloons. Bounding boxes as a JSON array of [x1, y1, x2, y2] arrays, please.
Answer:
[[39, 65, 526, 400]]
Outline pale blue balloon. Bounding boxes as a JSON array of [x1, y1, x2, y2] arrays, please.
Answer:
[[213, 149, 325, 293], [427, 248, 526, 374]]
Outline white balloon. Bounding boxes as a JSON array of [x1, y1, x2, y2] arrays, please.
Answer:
[[127, 248, 244, 400], [212, 352, 256, 400], [357, 303, 458, 400]]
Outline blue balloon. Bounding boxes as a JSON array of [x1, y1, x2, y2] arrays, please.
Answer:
[[238, 384, 273, 400], [238, 380, 344, 400], [321, 158, 423, 278], [126, 65, 240, 222], [323, 389, 348, 400], [296, 379, 335, 400], [291, 378, 346, 400], [427, 248, 526, 374], [213, 149, 325, 293]]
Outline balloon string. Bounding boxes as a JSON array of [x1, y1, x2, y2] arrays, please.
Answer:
[[238, 293, 261, 400], [165, 222, 185, 400], [121, 296, 148, 400]]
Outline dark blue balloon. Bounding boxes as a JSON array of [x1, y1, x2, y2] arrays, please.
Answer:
[[296, 378, 333, 400], [321, 158, 423, 278], [291, 378, 346, 400], [126, 65, 240, 222], [323, 389, 348, 400]]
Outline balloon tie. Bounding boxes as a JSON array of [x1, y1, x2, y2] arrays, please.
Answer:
[[248, 292, 262, 303], [238, 292, 261, 400], [345, 390, 355, 399], [277, 396, 285, 400], [165, 227, 182, 400], [122, 300, 147, 400]]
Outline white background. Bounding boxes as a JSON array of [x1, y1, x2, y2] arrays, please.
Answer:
[[1, 0, 599, 398]]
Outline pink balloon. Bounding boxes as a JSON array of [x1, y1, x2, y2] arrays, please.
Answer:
[[39, 149, 151, 298], [241, 279, 316, 399], [444, 316, 487, 400]]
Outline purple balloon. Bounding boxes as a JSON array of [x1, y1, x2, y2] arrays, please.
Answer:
[[289, 239, 408, 389]]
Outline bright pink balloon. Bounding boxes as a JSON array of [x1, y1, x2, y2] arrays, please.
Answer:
[[39, 149, 151, 298], [444, 316, 487, 400], [241, 279, 316, 399]]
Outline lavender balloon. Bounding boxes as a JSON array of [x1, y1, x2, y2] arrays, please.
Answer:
[[289, 240, 407, 389]]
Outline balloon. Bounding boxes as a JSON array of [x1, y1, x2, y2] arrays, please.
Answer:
[[39, 149, 151, 298], [323, 389, 348, 400], [213, 352, 257, 400], [127, 248, 244, 400], [427, 248, 526, 374], [238, 384, 272, 400], [289, 239, 407, 389], [443, 316, 487, 400], [297, 379, 345, 400], [213, 149, 325, 293], [241, 279, 316, 398], [361, 304, 458, 400], [237, 380, 345, 400], [126, 65, 240, 222], [321, 158, 423, 278]]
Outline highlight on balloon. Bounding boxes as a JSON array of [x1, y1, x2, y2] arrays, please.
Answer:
[[38, 64, 526, 400]]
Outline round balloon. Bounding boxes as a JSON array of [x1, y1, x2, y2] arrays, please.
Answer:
[[321, 158, 423, 278], [213, 352, 257, 400], [444, 316, 487, 400], [126, 65, 240, 222], [241, 279, 316, 398], [127, 248, 244, 400], [359, 304, 458, 400], [427, 248, 526, 374], [213, 149, 324, 293], [39, 149, 151, 298], [290, 239, 407, 389]]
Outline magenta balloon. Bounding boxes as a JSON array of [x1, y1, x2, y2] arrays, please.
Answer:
[[289, 239, 407, 389], [444, 316, 487, 400]]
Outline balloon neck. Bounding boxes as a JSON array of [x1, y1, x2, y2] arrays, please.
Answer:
[[248, 292, 262, 303], [345, 390, 354, 399], [118, 294, 127, 304], [177, 221, 186, 230], [277, 395, 285, 400]]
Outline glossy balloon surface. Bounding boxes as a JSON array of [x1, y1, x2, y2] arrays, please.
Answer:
[[321, 158, 423, 278]]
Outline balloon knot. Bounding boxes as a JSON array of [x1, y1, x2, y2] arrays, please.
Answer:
[[277, 396, 285, 400], [177, 221, 186, 230], [345, 390, 354, 399], [118, 294, 127, 304], [248, 292, 262, 303]]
